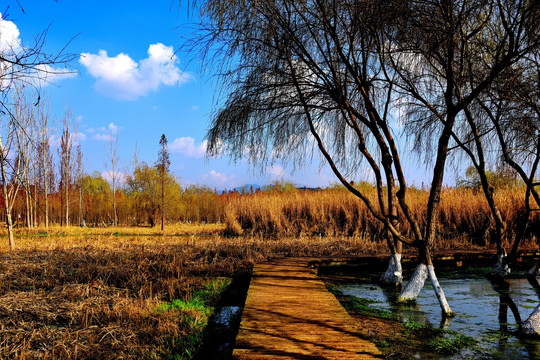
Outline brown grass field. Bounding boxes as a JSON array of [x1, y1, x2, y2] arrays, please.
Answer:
[[0, 185, 537, 359], [224, 185, 537, 246], [0, 224, 398, 360]]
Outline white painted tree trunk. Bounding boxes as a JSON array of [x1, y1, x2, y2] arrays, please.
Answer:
[[427, 265, 453, 316], [397, 263, 428, 302], [528, 263, 540, 278], [522, 304, 540, 336], [491, 252, 511, 277], [380, 253, 403, 286]]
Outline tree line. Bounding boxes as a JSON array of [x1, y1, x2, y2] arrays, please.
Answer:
[[0, 91, 228, 245]]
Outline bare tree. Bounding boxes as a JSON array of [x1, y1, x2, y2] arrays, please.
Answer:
[[36, 97, 53, 228], [194, 0, 537, 316], [105, 126, 119, 226], [0, 8, 75, 232], [0, 11, 74, 96], [391, 0, 538, 279], [58, 109, 75, 227], [75, 145, 85, 227], [0, 84, 27, 248], [18, 92, 35, 229]]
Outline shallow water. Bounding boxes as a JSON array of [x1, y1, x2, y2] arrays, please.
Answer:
[[195, 305, 243, 360], [338, 276, 540, 359]]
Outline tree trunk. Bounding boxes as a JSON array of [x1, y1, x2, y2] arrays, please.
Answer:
[[161, 177, 164, 231], [521, 304, 540, 336], [398, 263, 428, 303], [427, 264, 453, 316], [6, 211, 15, 250], [44, 187, 49, 228], [380, 253, 403, 287], [398, 247, 453, 316], [528, 260, 540, 278], [79, 186, 83, 226], [491, 252, 511, 277], [25, 190, 31, 228], [65, 182, 69, 227]]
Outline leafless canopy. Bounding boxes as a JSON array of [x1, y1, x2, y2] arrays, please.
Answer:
[[193, 0, 538, 254]]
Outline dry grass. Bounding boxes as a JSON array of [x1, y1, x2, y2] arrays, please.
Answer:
[[224, 186, 536, 247], [0, 223, 226, 239], [0, 185, 535, 358], [0, 227, 382, 359]]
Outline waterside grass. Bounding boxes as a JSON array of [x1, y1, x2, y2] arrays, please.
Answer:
[[223, 185, 537, 249], [327, 288, 478, 358]]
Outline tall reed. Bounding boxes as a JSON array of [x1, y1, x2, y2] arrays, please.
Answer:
[[223, 184, 536, 247]]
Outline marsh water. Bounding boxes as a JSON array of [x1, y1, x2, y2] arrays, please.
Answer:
[[335, 272, 540, 359]]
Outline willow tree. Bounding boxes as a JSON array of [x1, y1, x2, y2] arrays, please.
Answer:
[[486, 48, 540, 273], [493, 54, 540, 335], [391, 0, 540, 278], [194, 0, 537, 316]]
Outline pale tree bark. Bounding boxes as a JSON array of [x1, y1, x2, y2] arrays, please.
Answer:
[[76, 146, 84, 227], [0, 89, 26, 249], [398, 263, 428, 302], [37, 114, 52, 228], [59, 109, 75, 227], [380, 231, 403, 287], [106, 128, 119, 227], [522, 305, 540, 336], [0, 131, 19, 250], [20, 102, 34, 229]]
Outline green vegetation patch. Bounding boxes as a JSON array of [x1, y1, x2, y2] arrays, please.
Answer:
[[155, 277, 232, 360], [329, 288, 480, 359], [427, 332, 477, 355], [328, 287, 395, 319]]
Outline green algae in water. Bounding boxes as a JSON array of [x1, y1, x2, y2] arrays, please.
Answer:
[[335, 276, 540, 359]]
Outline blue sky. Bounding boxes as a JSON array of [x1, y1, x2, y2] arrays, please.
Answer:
[[2, 0, 441, 189]]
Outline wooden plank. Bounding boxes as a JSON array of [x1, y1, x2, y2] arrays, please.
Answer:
[[233, 258, 382, 360]]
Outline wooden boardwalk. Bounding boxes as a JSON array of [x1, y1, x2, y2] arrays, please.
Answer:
[[233, 258, 383, 360]]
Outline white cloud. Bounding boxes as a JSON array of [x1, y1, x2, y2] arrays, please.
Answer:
[[0, 13, 21, 52], [92, 122, 121, 141], [80, 43, 194, 100], [267, 164, 285, 179], [201, 170, 237, 188], [108, 122, 120, 134], [0, 14, 76, 89], [73, 132, 87, 143], [101, 170, 127, 185], [170, 137, 208, 159], [49, 131, 86, 148], [93, 133, 114, 142]]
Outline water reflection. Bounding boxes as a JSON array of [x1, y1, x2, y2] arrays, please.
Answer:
[[337, 275, 540, 359], [213, 306, 242, 326]]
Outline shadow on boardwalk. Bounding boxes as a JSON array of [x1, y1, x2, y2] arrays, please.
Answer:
[[233, 258, 383, 360]]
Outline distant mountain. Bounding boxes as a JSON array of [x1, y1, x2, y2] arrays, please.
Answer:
[[218, 183, 323, 194], [234, 184, 262, 193], [217, 184, 262, 194]]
